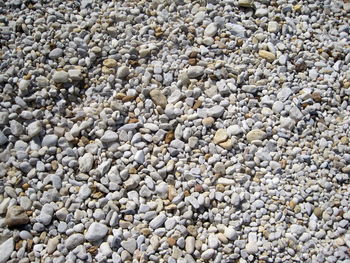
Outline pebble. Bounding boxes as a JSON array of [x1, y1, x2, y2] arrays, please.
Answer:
[[65, 234, 85, 250], [187, 66, 204, 79], [42, 134, 58, 147], [0, 238, 14, 263], [208, 105, 225, 118], [121, 238, 136, 253], [5, 206, 29, 227], [213, 129, 228, 144], [85, 223, 108, 242], [201, 248, 215, 261], [27, 121, 42, 138], [117, 66, 130, 79], [258, 50, 276, 62], [204, 23, 218, 37], [246, 129, 267, 142], [101, 130, 118, 143], [79, 153, 94, 173], [53, 71, 69, 83], [150, 89, 167, 109], [103, 59, 117, 68], [149, 213, 167, 229], [0, 1, 348, 262]]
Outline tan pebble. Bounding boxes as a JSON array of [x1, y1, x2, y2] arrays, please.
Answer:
[[103, 58, 117, 68], [213, 129, 228, 144], [258, 50, 276, 62]]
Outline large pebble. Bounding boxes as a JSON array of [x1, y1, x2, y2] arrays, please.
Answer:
[[85, 222, 108, 242], [5, 206, 29, 227]]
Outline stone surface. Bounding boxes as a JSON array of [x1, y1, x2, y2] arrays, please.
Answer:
[[5, 206, 29, 227], [85, 223, 108, 242], [150, 89, 167, 109], [0, 237, 14, 263], [246, 129, 267, 142]]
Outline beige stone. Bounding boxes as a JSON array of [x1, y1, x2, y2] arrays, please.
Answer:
[[246, 129, 267, 142], [103, 58, 117, 68], [259, 50, 276, 62], [213, 129, 228, 144], [150, 89, 167, 109]]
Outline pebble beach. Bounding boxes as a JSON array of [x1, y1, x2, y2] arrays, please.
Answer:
[[0, 0, 350, 262]]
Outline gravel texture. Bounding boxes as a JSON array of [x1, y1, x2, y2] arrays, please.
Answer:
[[0, 0, 350, 262]]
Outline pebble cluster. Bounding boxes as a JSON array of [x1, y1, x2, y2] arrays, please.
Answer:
[[1, 0, 350, 262]]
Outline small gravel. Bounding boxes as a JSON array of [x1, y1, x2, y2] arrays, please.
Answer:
[[1, 0, 350, 262]]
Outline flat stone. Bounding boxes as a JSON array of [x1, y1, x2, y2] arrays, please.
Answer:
[[208, 105, 225, 118], [213, 129, 228, 144], [103, 58, 117, 68], [227, 125, 243, 136], [36, 76, 49, 87], [208, 234, 220, 249], [187, 66, 204, 79], [53, 71, 69, 83], [121, 238, 136, 254], [246, 129, 267, 142], [238, 0, 254, 7], [217, 178, 235, 185], [259, 50, 276, 62], [0, 237, 14, 263], [277, 87, 293, 102], [85, 222, 108, 242], [5, 206, 29, 227], [47, 237, 60, 254], [204, 23, 218, 37], [68, 69, 83, 81], [101, 130, 118, 143], [150, 89, 167, 109], [65, 233, 85, 250]]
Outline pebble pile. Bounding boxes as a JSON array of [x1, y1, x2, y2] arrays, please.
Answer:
[[0, 0, 350, 262]]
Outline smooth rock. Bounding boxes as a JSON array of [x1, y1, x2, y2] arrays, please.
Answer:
[[149, 213, 167, 229], [0, 237, 14, 263], [101, 130, 118, 143], [187, 66, 204, 79], [204, 23, 218, 37], [259, 50, 276, 62], [85, 222, 108, 242], [65, 234, 85, 250], [150, 89, 167, 109], [213, 129, 228, 144], [53, 71, 69, 83], [246, 129, 267, 142]]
